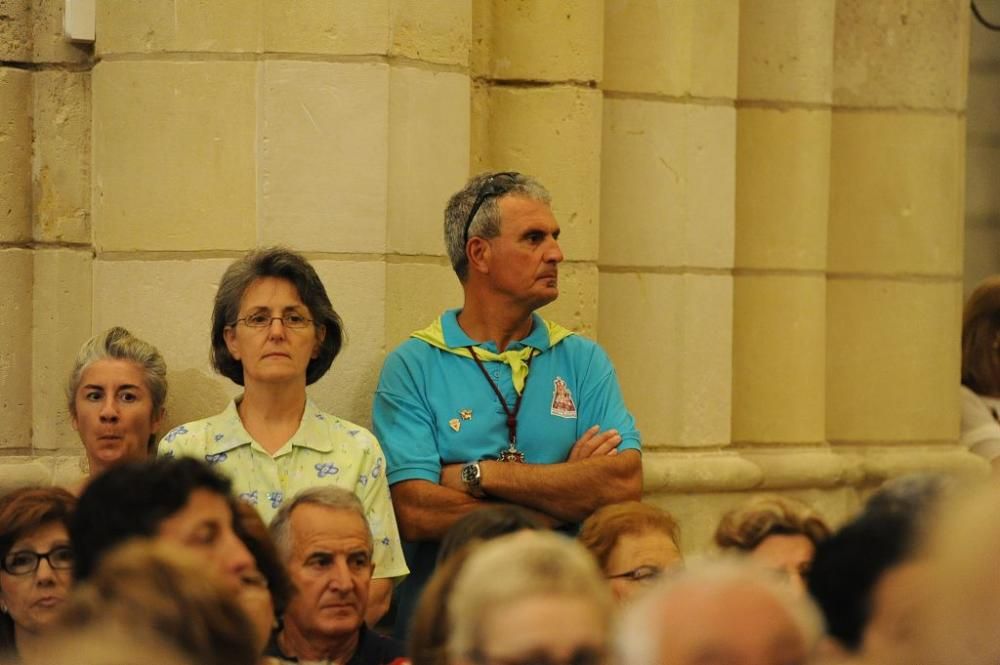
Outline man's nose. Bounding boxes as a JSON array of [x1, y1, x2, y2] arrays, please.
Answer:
[[546, 237, 564, 263], [326, 558, 354, 592]]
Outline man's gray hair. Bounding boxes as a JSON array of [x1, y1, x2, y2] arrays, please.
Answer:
[[444, 172, 552, 281], [616, 557, 825, 665], [268, 487, 371, 561]]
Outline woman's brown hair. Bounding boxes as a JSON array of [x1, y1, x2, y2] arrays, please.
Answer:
[[962, 276, 1000, 396], [578, 500, 681, 570], [714, 495, 830, 551]]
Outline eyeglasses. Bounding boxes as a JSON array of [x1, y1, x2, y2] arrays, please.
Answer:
[[232, 312, 314, 329], [2, 546, 74, 576], [606, 564, 663, 584], [462, 171, 521, 246], [472, 647, 605, 665]]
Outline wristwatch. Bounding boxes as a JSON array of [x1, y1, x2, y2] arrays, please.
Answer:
[[461, 461, 486, 498]]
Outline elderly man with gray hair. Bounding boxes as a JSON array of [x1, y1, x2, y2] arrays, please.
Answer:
[[374, 171, 642, 635], [617, 559, 825, 665], [266, 487, 405, 665]]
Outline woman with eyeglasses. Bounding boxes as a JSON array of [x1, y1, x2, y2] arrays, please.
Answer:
[[0, 486, 76, 662], [578, 501, 684, 605], [158, 247, 407, 625]]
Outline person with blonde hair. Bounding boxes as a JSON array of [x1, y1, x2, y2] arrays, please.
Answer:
[[66, 326, 167, 492], [43, 540, 257, 665], [714, 494, 830, 594], [447, 531, 614, 665], [960, 276, 1000, 470], [578, 500, 683, 604]]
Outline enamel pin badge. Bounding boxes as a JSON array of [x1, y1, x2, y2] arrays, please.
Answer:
[[449, 418, 461, 432], [459, 409, 473, 421]]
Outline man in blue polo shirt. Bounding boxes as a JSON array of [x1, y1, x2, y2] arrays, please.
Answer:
[[372, 172, 642, 635]]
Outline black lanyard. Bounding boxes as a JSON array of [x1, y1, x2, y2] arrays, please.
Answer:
[[467, 346, 535, 451]]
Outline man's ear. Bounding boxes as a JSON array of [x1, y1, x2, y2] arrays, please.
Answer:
[[466, 237, 491, 275]]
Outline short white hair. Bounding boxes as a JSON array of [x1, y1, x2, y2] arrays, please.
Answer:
[[446, 531, 614, 660], [616, 557, 825, 665]]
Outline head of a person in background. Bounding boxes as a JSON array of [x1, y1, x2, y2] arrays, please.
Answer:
[[410, 507, 546, 665], [0, 487, 76, 660], [211, 247, 344, 390], [447, 531, 614, 665], [66, 327, 167, 479], [233, 501, 293, 658], [906, 480, 1000, 665], [578, 500, 683, 604], [617, 559, 824, 665], [437, 505, 545, 565], [962, 275, 1000, 396], [807, 473, 952, 660], [48, 540, 257, 665], [714, 495, 830, 595], [268, 487, 376, 662], [69, 457, 253, 593]]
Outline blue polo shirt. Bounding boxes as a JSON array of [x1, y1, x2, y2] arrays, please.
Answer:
[[373, 308, 641, 485]]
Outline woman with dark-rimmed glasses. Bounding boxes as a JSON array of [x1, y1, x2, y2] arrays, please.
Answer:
[[0, 486, 76, 662], [158, 246, 407, 625]]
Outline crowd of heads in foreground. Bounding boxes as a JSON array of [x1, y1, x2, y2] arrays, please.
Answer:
[[1, 460, 999, 665]]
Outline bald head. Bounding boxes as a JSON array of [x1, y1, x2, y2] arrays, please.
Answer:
[[618, 560, 823, 665]]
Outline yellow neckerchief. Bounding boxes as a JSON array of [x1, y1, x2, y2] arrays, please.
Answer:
[[411, 316, 574, 394]]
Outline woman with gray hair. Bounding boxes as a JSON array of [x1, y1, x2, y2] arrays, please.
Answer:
[[447, 531, 614, 665], [66, 326, 167, 492], [158, 247, 407, 625]]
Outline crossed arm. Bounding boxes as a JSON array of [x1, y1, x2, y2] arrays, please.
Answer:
[[390, 427, 642, 541]]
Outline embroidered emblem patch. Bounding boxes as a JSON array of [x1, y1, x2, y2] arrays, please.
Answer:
[[550, 376, 578, 419], [459, 409, 473, 421], [449, 418, 461, 432]]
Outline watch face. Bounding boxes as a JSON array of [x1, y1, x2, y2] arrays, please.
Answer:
[[462, 463, 479, 484]]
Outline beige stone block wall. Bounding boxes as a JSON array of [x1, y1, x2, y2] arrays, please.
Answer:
[[833, 0, 968, 111], [260, 61, 390, 253], [601, 98, 735, 268], [734, 108, 830, 270], [0, 0, 31, 61], [92, 61, 257, 252], [33, 70, 90, 243], [598, 272, 733, 452], [732, 275, 826, 444], [0, 68, 32, 242], [0, 250, 33, 450], [604, 0, 739, 98], [827, 280, 961, 443], [31, 249, 92, 452], [828, 112, 965, 275]]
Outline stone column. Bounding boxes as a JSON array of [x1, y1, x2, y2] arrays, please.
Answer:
[[826, 0, 978, 482], [471, 0, 604, 333], [600, 2, 741, 547], [732, 2, 841, 495], [90, 1, 471, 435]]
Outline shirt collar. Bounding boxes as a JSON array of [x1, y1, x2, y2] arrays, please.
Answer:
[[206, 398, 334, 455], [441, 308, 551, 352]]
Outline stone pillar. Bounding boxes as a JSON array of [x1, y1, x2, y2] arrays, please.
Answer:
[[471, 0, 604, 334], [826, 0, 977, 483], [732, 1, 837, 486], [600, 1, 741, 547], [91, 1, 471, 434]]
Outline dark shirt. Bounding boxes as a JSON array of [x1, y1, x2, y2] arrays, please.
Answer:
[[266, 624, 406, 665]]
